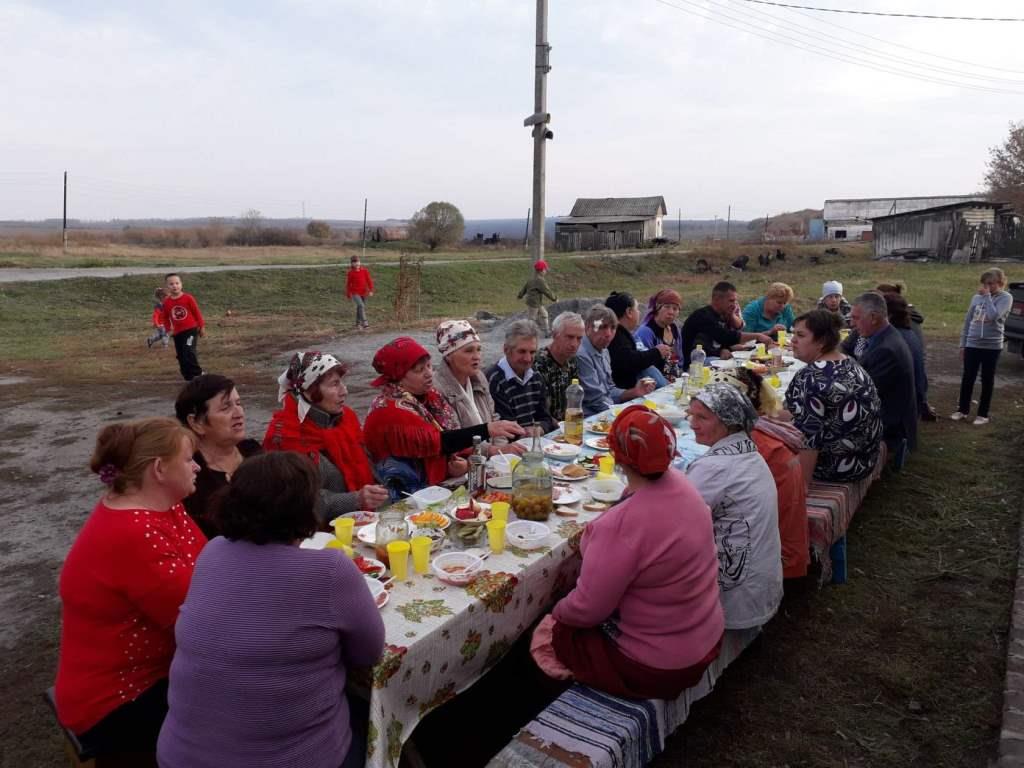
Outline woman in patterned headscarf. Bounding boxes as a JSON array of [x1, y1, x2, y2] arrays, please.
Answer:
[[686, 384, 783, 630], [362, 337, 524, 498], [530, 405, 724, 700], [263, 351, 389, 523]]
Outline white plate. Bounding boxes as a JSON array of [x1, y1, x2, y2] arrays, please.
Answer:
[[584, 436, 611, 451], [364, 576, 389, 609], [543, 443, 581, 461], [586, 421, 613, 435], [552, 486, 582, 505], [299, 532, 335, 550], [549, 464, 589, 482], [590, 478, 626, 503], [352, 555, 387, 579], [333, 510, 377, 528], [488, 474, 513, 490], [516, 436, 553, 450], [404, 511, 452, 530], [356, 523, 379, 546]]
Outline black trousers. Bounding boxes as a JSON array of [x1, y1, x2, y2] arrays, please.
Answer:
[[77, 678, 168, 759], [958, 347, 1001, 418], [172, 329, 202, 381]]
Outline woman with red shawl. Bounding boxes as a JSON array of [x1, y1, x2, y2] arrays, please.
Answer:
[[363, 337, 524, 498], [263, 351, 390, 522]]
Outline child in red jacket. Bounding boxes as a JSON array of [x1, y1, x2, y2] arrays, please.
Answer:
[[345, 256, 374, 330], [162, 273, 205, 381], [146, 287, 170, 349]]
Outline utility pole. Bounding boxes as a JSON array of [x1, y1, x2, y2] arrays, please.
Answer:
[[62, 170, 68, 252], [523, 208, 532, 250], [677, 208, 682, 243], [524, 0, 552, 265], [726, 205, 731, 241], [302, 200, 306, 219], [763, 213, 769, 242], [714, 215, 719, 240], [361, 198, 368, 261]]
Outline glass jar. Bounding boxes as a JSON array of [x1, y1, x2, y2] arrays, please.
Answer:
[[375, 507, 409, 565], [511, 426, 553, 521]]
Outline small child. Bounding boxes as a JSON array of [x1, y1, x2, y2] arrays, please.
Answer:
[[162, 273, 205, 381], [816, 280, 852, 327], [146, 287, 170, 349], [345, 256, 374, 330], [517, 259, 557, 336]]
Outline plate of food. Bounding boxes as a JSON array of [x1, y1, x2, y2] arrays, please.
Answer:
[[575, 454, 606, 473], [543, 443, 581, 461], [404, 510, 451, 530], [356, 523, 379, 546], [352, 555, 387, 579], [452, 500, 492, 524], [487, 474, 513, 490], [552, 485, 582, 505], [338, 510, 377, 527], [410, 525, 446, 550], [587, 420, 613, 434], [549, 463, 589, 481], [364, 576, 389, 609], [584, 436, 611, 451], [478, 490, 512, 504]]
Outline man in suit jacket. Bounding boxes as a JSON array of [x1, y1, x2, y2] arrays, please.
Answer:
[[848, 291, 918, 452]]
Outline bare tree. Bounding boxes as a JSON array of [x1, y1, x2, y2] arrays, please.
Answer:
[[306, 220, 331, 239], [985, 121, 1024, 214], [408, 201, 465, 251]]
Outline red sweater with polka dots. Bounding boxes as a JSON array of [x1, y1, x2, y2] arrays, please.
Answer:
[[55, 501, 206, 734]]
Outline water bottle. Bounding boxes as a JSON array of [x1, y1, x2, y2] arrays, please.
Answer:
[[468, 435, 486, 498], [563, 378, 584, 445], [688, 344, 706, 385]]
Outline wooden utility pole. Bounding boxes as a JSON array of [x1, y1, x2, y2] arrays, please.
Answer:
[[361, 198, 368, 261], [726, 205, 732, 240], [523, 208, 532, 249], [62, 170, 68, 252], [524, 0, 551, 264], [677, 208, 682, 243]]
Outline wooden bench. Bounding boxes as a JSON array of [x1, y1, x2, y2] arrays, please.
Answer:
[[42, 688, 96, 768], [485, 628, 761, 768]]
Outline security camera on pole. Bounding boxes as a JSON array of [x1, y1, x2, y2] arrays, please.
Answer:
[[524, 0, 552, 267]]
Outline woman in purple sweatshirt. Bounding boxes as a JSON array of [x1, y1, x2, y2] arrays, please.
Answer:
[[157, 452, 385, 768], [531, 405, 724, 700]]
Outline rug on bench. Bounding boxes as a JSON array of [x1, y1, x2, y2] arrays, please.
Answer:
[[486, 627, 761, 768]]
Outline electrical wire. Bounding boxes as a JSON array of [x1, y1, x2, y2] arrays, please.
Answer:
[[734, 0, 1024, 22], [653, 0, 1024, 94]]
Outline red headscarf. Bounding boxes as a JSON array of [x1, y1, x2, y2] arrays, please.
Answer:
[[609, 405, 677, 475], [371, 337, 431, 387]]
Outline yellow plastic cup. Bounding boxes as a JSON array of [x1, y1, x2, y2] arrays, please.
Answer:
[[702, 366, 712, 384], [597, 455, 615, 478], [777, 330, 787, 347], [386, 541, 411, 580], [486, 520, 506, 554], [769, 374, 782, 389], [410, 536, 431, 575], [332, 517, 355, 546], [642, 399, 659, 410], [490, 501, 510, 523], [325, 539, 353, 558], [755, 343, 767, 357], [840, 328, 851, 341], [507, 456, 521, 472]]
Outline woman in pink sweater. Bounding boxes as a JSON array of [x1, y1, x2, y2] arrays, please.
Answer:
[[531, 405, 724, 700]]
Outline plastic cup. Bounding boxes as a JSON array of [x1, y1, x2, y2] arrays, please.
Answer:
[[490, 501, 510, 523], [332, 517, 355, 546], [840, 329, 851, 341], [507, 456, 521, 472], [386, 541, 411, 580], [702, 366, 712, 384], [486, 520, 506, 554], [597, 455, 615, 478], [777, 330, 787, 347], [642, 399, 658, 410], [410, 536, 431, 575], [755, 343, 766, 357]]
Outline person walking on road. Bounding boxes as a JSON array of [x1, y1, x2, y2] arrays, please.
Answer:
[[518, 260, 557, 336], [345, 256, 374, 330]]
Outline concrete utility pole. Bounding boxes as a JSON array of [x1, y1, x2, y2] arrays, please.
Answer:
[[524, 0, 552, 264], [62, 170, 68, 252], [361, 198, 368, 261], [726, 204, 732, 240]]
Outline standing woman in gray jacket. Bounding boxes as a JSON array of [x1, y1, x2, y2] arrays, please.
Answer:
[[952, 268, 1014, 426]]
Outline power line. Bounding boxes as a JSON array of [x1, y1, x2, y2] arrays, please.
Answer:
[[653, 0, 1024, 94], [735, 0, 1024, 22]]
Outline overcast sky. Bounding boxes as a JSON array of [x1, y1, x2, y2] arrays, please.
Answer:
[[1, 0, 1022, 221]]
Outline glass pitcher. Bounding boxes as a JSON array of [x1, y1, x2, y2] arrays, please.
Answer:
[[511, 425, 553, 521], [374, 507, 409, 565]]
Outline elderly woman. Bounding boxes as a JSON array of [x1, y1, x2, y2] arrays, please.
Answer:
[[742, 282, 796, 335], [685, 384, 782, 629], [55, 418, 205, 762], [363, 336, 524, 496], [787, 309, 882, 482], [635, 288, 684, 377], [605, 291, 671, 389], [157, 452, 384, 768], [883, 292, 928, 423], [263, 351, 389, 522], [174, 374, 262, 537], [530, 406, 724, 699], [708, 367, 808, 579]]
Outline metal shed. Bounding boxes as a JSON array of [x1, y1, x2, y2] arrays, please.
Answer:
[[871, 200, 1018, 261], [555, 196, 666, 251]]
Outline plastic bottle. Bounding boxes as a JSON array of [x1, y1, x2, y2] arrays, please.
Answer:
[[468, 435, 486, 497], [770, 345, 784, 371], [563, 378, 584, 445], [688, 344, 706, 385]]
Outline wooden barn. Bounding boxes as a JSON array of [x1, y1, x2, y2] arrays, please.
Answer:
[[555, 196, 666, 251], [872, 200, 1019, 262]]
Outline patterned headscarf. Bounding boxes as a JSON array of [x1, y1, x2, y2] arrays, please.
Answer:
[[609, 405, 677, 475], [371, 337, 431, 387], [641, 288, 683, 326], [436, 320, 480, 358], [693, 383, 759, 435], [707, 367, 782, 417], [276, 351, 345, 423]]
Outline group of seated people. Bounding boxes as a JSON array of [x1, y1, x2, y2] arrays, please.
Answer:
[[52, 275, 931, 766]]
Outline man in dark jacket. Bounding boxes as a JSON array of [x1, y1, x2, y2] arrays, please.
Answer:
[[604, 291, 671, 389], [849, 291, 918, 454]]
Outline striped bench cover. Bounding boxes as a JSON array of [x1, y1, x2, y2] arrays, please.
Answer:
[[805, 442, 887, 583], [485, 628, 761, 768]]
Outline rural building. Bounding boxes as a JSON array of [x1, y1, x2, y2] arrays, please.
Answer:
[[823, 195, 978, 241], [872, 200, 1019, 261], [555, 196, 666, 251]]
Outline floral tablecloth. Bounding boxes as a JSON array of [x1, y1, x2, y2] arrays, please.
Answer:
[[359, 369, 802, 767]]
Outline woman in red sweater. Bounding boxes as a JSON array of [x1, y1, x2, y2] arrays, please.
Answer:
[[55, 417, 206, 763]]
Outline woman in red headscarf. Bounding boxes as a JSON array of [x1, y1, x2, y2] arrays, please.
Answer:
[[530, 406, 724, 700], [362, 337, 525, 498], [635, 288, 684, 378]]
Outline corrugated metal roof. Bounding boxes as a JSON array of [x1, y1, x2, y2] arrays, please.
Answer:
[[568, 196, 666, 218], [555, 216, 649, 224], [871, 200, 1008, 221]]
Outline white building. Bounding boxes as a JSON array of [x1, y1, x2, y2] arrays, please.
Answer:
[[823, 196, 980, 241]]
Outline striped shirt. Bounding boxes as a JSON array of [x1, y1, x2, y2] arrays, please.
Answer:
[[485, 358, 557, 434]]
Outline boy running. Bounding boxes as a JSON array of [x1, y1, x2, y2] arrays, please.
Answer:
[[162, 273, 205, 381], [146, 287, 170, 348]]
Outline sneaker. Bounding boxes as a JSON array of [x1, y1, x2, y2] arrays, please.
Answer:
[[146, 338, 154, 349], [950, 411, 968, 421], [972, 416, 990, 426]]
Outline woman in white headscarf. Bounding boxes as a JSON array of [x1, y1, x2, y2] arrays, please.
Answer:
[[685, 383, 783, 630]]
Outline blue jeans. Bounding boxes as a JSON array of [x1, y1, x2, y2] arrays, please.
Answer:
[[639, 365, 667, 388], [352, 295, 367, 327]]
